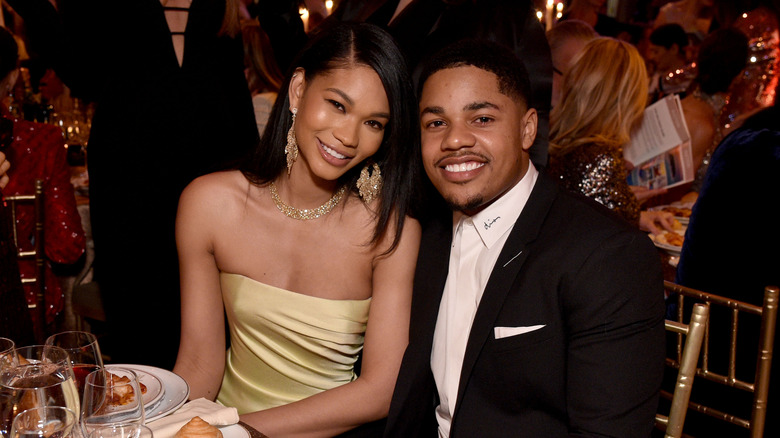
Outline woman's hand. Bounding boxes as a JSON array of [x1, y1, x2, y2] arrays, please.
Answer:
[[0, 152, 10, 189], [639, 210, 677, 235]]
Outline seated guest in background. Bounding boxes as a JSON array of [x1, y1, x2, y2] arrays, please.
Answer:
[[560, 0, 642, 43], [547, 38, 676, 235], [545, 19, 597, 108], [679, 27, 748, 199], [0, 26, 85, 331], [385, 39, 665, 437], [717, 0, 779, 134], [646, 23, 690, 101], [173, 22, 421, 437], [675, 101, 780, 438], [241, 19, 285, 138]]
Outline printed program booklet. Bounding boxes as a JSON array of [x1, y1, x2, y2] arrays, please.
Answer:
[[624, 94, 694, 189]]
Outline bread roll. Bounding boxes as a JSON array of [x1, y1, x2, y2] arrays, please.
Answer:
[[174, 417, 223, 438]]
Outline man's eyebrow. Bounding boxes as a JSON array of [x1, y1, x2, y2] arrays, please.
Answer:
[[464, 101, 499, 111], [420, 106, 445, 116]]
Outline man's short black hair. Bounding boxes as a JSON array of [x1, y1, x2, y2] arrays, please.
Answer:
[[649, 23, 688, 50], [418, 39, 532, 107]]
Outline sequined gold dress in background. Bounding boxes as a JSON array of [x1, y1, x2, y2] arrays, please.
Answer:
[[216, 272, 371, 414], [547, 142, 640, 226], [721, 6, 779, 130]]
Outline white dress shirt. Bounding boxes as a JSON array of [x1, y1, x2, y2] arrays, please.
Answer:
[[431, 163, 539, 437]]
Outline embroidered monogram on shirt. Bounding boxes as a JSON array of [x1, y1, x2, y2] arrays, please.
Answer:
[[484, 217, 500, 230]]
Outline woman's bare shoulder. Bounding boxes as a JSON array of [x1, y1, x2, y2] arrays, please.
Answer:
[[183, 170, 253, 200], [179, 170, 254, 215]]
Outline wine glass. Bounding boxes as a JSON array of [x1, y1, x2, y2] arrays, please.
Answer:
[[80, 367, 144, 438], [0, 338, 14, 370], [88, 425, 152, 438], [0, 346, 79, 438], [45, 332, 103, 400], [9, 407, 76, 438]]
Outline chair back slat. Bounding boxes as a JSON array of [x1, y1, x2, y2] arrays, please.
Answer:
[[3, 179, 46, 342], [751, 285, 778, 438], [661, 303, 709, 438]]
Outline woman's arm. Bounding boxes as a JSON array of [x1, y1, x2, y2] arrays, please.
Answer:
[[239, 216, 421, 438], [173, 177, 229, 401]]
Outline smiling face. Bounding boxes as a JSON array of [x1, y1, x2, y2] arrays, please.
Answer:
[[288, 64, 390, 183], [420, 65, 537, 215]]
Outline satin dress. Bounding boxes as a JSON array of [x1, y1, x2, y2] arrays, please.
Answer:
[[216, 272, 371, 414]]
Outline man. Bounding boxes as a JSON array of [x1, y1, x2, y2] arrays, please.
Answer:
[[646, 23, 691, 100], [545, 19, 597, 107], [385, 40, 665, 437]]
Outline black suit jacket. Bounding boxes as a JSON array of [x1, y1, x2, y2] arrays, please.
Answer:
[[385, 173, 665, 437]]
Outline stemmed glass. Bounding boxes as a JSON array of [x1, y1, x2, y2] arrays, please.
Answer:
[[0, 346, 79, 438], [80, 367, 144, 438], [45, 332, 103, 401], [9, 407, 76, 438], [0, 338, 14, 370], [88, 425, 152, 438]]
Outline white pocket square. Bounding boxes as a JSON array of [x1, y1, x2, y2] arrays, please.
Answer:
[[494, 324, 546, 339]]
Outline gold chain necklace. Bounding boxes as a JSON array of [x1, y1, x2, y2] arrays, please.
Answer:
[[268, 182, 346, 220]]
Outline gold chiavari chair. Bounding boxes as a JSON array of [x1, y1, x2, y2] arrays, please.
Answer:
[[662, 281, 779, 438], [656, 303, 709, 438], [4, 178, 46, 342]]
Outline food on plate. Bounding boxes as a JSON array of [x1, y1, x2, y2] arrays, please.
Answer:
[[670, 218, 683, 230], [662, 206, 692, 218], [107, 372, 148, 406], [175, 416, 223, 438], [651, 231, 684, 247]]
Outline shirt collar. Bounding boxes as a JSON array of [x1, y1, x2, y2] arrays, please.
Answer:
[[453, 163, 539, 249]]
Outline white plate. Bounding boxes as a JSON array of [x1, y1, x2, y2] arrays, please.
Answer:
[[219, 424, 250, 438], [114, 364, 190, 422], [652, 240, 682, 256], [649, 203, 693, 225], [649, 228, 686, 256]]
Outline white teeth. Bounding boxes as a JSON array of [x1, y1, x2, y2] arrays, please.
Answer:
[[444, 162, 484, 172], [322, 144, 347, 159]]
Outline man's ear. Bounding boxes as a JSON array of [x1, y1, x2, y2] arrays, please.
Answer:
[[288, 67, 305, 110], [521, 108, 538, 151]]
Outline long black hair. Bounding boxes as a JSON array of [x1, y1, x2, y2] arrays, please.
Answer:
[[239, 22, 421, 251]]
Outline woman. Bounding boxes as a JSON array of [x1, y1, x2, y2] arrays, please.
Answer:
[[681, 27, 748, 194], [173, 22, 421, 437], [547, 37, 674, 234]]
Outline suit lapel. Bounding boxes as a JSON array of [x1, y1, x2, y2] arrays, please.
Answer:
[[452, 174, 559, 419], [412, 211, 454, 350]]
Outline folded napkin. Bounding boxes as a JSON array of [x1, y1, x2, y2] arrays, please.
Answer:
[[147, 398, 239, 438]]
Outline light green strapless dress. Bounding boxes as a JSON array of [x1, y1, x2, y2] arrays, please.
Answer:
[[216, 272, 371, 414]]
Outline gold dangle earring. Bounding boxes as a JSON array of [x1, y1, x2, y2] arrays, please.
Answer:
[[356, 162, 382, 204], [285, 108, 298, 174]]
